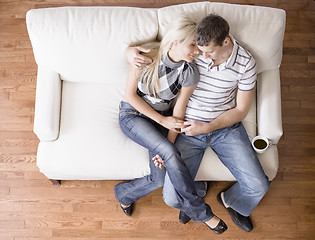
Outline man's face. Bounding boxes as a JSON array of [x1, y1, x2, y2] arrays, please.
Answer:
[[197, 39, 228, 61]]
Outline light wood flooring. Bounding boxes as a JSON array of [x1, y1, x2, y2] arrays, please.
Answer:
[[0, 0, 314, 239]]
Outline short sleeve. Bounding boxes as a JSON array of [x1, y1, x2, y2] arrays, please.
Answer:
[[238, 56, 257, 91], [180, 62, 200, 87]]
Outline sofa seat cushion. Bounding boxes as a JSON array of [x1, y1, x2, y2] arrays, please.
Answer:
[[36, 81, 266, 181], [37, 81, 149, 179]]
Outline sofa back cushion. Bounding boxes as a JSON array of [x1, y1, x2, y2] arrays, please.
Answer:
[[158, 2, 286, 74], [27, 3, 286, 81], [26, 7, 158, 84]]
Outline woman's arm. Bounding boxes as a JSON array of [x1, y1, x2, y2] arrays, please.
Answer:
[[153, 83, 197, 169], [124, 66, 183, 132], [167, 84, 197, 143]]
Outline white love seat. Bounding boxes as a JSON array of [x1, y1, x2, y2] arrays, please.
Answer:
[[26, 2, 285, 182]]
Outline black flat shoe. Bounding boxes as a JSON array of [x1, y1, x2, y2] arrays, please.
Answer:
[[179, 210, 191, 224], [120, 203, 133, 217], [204, 219, 228, 235], [217, 191, 253, 232]]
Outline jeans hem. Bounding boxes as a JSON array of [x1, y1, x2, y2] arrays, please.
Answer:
[[114, 183, 135, 206]]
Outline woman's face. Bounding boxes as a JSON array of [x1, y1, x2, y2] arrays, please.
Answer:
[[172, 40, 200, 62]]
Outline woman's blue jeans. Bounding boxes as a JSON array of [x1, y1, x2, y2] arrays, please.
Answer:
[[114, 101, 213, 222], [163, 122, 270, 217]]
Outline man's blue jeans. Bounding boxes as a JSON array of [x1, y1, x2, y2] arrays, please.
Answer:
[[163, 122, 270, 217], [114, 101, 213, 222]]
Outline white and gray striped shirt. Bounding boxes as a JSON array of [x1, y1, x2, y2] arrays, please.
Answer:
[[185, 35, 257, 123]]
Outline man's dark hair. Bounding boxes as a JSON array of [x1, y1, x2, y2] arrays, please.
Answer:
[[195, 14, 230, 46]]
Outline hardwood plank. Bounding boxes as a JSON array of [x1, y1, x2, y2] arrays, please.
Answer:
[[15, 238, 114, 240], [282, 116, 315, 124], [291, 197, 315, 206], [0, 179, 53, 187], [24, 171, 47, 180], [0, 203, 23, 212], [23, 203, 73, 213], [0, 220, 24, 229], [301, 101, 315, 108], [24, 219, 102, 230], [72, 203, 117, 214], [0, 171, 24, 180], [0, 187, 10, 196], [0, 131, 37, 139], [0, 229, 52, 238], [268, 181, 315, 198]]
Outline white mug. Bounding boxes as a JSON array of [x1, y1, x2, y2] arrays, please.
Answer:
[[251, 136, 270, 154]]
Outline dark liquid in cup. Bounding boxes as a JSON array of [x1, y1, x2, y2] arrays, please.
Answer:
[[254, 139, 267, 149]]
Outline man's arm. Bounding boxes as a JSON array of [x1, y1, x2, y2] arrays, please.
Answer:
[[181, 88, 255, 136], [125, 46, 153, 68]]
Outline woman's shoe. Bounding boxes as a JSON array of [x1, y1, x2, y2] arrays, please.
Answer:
[[120, 203, 134, 216], [204, 219, 228, 235]]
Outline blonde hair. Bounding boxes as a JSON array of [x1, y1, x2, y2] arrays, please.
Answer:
[[141, 16, 197, 97]]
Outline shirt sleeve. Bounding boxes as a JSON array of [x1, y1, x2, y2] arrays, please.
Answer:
[[238, 56, 257, 91], [180, 62, 200, 87]]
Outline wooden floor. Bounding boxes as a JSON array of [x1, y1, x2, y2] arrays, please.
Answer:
[[0, 0, 314, 239]]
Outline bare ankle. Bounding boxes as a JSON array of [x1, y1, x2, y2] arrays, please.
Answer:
[[121, 203, 131, 208], [205, 216, 220, 228]]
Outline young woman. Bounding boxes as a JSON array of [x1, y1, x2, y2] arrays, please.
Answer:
[[114, 16, 227, 234]]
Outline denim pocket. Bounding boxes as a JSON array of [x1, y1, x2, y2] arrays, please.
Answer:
[[119, 109, 138, 118], [119, 101, 139, 118]]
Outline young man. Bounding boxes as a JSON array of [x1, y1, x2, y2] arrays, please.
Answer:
[[127, 14, 270, 232]]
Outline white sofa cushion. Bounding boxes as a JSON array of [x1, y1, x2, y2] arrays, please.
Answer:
[[158, 2, 286, 73], [35, 80, 274, 181], [26, 7, 158, 84], [37, 82, 150, 180]]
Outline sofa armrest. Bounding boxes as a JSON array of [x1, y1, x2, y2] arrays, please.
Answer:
[[257, 69, 283, 144], [33, 66, 61, 141]]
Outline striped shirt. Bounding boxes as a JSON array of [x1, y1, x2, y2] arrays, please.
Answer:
[[185, 35, 257, 122], [138, 54, 199, 112]]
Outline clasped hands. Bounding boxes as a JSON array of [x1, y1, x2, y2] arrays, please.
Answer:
[[162, 116, 207, 136], [153, 119, 208, 169]]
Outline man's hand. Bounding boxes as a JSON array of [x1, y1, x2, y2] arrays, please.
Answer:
[[160, 116, 185, 133], [181, 120, 209, 136], [125, 46, 153, 68]]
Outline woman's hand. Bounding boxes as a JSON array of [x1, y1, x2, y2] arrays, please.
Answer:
[[160, 116, 184, 132], [152, 154, 165, 169]]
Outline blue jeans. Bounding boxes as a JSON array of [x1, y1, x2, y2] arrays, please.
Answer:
[[114, 101, 213, 222], [163, 122, 270, 217]]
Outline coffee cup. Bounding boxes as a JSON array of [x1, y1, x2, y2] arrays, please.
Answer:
[[251, 136, 270, 154]]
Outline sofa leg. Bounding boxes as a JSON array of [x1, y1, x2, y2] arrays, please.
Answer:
[[50, 179, 61, 186]]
